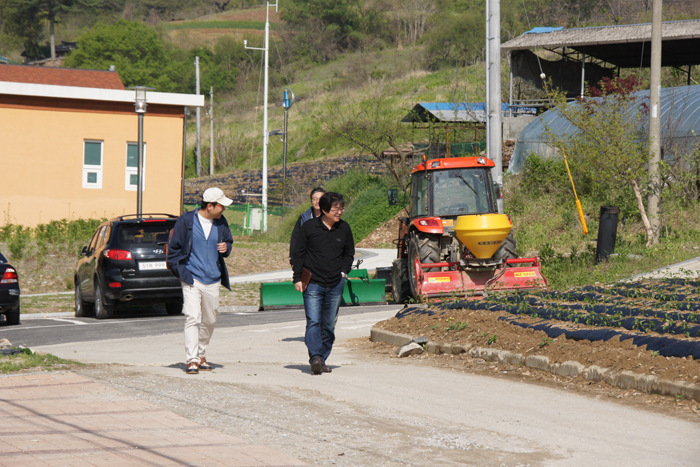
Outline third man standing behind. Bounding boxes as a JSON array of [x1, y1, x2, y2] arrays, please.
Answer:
[[291, 192, 354, 375]]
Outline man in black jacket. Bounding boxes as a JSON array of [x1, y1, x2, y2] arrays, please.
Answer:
[[291, 192, 355, 375]]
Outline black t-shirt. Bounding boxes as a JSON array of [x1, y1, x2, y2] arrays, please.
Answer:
[[291, 217, 355, 288]]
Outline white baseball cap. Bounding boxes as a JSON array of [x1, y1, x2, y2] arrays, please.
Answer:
[[202, 187, 233, 206]]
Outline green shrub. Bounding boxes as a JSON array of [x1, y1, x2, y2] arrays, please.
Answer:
[[341, 183, 402, 242]]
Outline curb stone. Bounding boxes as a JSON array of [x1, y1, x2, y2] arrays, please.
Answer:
[[370, 326, 700, 401]]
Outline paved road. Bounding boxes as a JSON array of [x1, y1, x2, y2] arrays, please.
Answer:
[[0, 304, 397, 348], [30, 309, 700, 467]]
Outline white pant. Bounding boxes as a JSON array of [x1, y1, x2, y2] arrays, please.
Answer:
[[182, 280, 221, 364]]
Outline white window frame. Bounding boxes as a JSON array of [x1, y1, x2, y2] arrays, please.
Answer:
[[82, 140, 103, 189], [125, 142, 146, 191]]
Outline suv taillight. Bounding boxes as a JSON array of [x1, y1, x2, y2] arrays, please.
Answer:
[[1, 268, 18, 284], [103, 249, 133, 260]]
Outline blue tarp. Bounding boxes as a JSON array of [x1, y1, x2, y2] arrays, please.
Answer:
[[524, 27, 564, 34]]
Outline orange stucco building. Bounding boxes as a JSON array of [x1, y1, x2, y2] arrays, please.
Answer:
[[0, 65, 204, 226]]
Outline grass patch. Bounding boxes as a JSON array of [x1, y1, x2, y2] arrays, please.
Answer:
[[0, 349, 82, 373], [221, 282, 261, 307], [184, 204, 287, 236], [262, 169, 402, 244], [20, 294, 74, 314], [504, 154, 700, 290]]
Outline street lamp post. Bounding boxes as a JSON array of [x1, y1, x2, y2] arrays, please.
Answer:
[[131, 86, 152, 217], [282, 87, 295, 209], [244, 1, 277, 233]]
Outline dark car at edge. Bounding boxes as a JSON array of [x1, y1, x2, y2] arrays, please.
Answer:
[[75, 214, 182, 319], [0, 252, 20, 325]]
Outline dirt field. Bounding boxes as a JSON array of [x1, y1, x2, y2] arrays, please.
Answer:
[[373, 303, 700, 416]]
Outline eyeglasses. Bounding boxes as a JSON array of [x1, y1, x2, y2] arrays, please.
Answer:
[[329, 207, 344, 214]]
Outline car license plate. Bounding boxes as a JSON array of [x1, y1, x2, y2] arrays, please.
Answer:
[[139, 261, 166, 271]]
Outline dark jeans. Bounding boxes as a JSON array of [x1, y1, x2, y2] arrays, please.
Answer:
[[303, 278, 345, 364]]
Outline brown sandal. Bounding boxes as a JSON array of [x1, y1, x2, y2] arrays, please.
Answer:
[[199, 356, 212, 371]]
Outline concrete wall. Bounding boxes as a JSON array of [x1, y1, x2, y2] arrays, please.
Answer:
[[503, 116, 536, 141], [0, 97, 184, 226]]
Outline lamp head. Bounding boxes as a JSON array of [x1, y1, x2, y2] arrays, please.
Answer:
[[128, 86, 154, 114]]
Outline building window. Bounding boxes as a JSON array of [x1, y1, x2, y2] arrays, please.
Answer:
[[125, 142, 146, 191], [83, 140, 103, 189]]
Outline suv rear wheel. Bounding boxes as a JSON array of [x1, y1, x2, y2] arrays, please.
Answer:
[[94, 281, 115, 319], [5, 305, 19, 325], [75, 281, 93, 317], [165, 299, 183, 315]]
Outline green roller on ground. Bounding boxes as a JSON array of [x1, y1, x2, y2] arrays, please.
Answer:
[[259, 269, 387, 310]]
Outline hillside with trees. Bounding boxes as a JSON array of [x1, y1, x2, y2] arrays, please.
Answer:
[[2, 0, 700, 285]]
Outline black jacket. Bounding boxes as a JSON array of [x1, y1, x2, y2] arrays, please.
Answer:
[[166, 210, 233, 290], [291, 217, 355, 288], [289, 207, 318, 266]]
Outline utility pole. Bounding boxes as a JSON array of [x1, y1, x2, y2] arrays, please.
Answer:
[[244, 1, 277, 233], [485, 0, 489, 162], [486, 0, 503, 213], [195, 56, 201, 178], [210, 86, 214, 176], [648, 0, 662, 246]]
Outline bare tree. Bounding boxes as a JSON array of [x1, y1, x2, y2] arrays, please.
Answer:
[[211, 0, 230, 13], [396, 0, 436, 45], [329, 84, 422, 199]]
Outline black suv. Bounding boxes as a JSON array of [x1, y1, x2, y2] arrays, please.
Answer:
[[0, 252, 20, 325], [75, 214, 182, 319]]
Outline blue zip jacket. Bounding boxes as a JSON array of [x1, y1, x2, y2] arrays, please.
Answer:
[[166, 210, 233, 290]]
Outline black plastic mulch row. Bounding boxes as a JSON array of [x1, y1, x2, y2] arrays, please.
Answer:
[[395, 306, 437, 320], [534, 290, 696, 304], [579, 279, 700, 292], [500, 297, 700, 324], [440, 299, 700, 337], [501, 317, 700, 360]]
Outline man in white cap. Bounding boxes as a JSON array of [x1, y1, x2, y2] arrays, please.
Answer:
[[167, 187, 234, 374]]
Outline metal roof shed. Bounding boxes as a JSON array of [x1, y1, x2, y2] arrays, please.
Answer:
[[401, 102, 518, 123], [501, 20, 700, 99]]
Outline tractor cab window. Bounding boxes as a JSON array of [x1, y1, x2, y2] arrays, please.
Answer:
[[409, 172, 430, 218], [432, 168, 496, 216]]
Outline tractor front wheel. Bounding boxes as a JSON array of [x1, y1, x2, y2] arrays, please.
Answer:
[[407, 232, 440, 298], [391, 258, 412, 304], [495, 232, 518, 265]]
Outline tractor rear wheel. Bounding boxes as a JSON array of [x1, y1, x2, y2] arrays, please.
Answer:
[[495, 232, 518, 264], [407, 232, 440, 298], [391, 258, 412, 305]]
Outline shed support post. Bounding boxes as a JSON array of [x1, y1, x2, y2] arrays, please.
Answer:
[[580, 52, 586, 98], [509, 53, 513, 117]]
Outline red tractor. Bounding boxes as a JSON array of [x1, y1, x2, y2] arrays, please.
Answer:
[[390, 156, 547, 302]]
